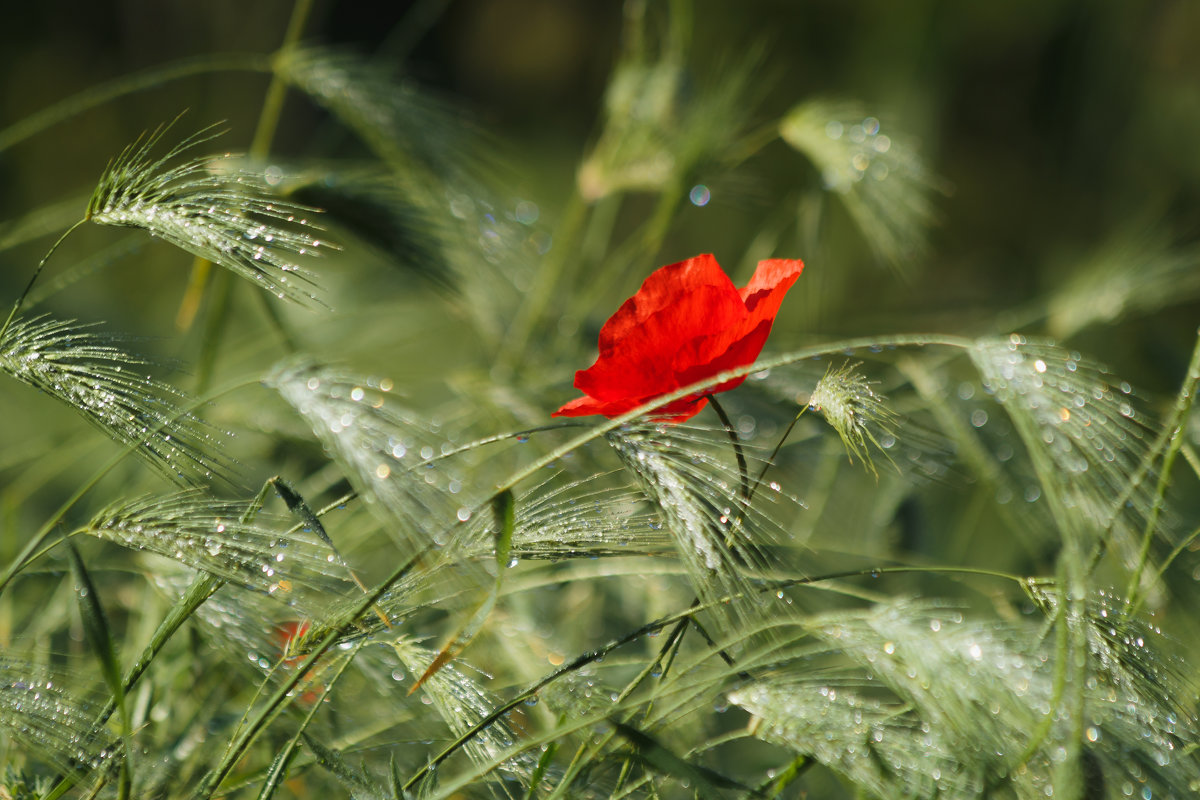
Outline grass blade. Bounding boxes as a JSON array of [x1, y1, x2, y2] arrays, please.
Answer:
[[0, 315, 231, 486], [86, 118, 334, 306]]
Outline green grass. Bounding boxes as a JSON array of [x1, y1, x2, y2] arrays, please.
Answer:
[[0, 2, 1198, 798]]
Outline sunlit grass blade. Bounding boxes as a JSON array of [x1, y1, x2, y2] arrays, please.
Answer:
[[266, 358, 472, 555], [0, 657, 118, 778], [780, 98, 941, 268], [969, 336, 1160, 553], [85, 118, 333, 306], [0, 315, 229, 486], [388, 637, 533, 784], [807, 360, 900, 476], [84, 491, 346, 599], [605, 422, 794, 617], [496, 472, 671, 560]]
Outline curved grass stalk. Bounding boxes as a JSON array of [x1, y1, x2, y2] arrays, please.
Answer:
[[1124, 328, 1200, 614], [193, 544, 432, 799], [0, 220, 88, 342], [0, 315, 233, 486], [0, 375, 260, 597], [706, 395, 750, 507], [487, 333, 974, 507], [0, 53, 272, 155], [86, 119, 333, 306]]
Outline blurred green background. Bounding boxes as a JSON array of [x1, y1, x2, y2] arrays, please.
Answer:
[[2, 0, 1198, 392], [0, 5, 1198, 795]]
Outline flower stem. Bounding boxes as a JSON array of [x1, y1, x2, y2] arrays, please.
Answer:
[[748, 404, 809, 506], [705, 394, 749, 507]]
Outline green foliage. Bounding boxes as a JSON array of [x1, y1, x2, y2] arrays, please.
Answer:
[[0, 4, 1198, 800]]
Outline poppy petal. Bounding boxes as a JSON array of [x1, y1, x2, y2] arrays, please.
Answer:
[[555, 254, 803, 424], [739, 259, 804, 318], [576, 282, 744, 401], [594, 254, 740, 358]]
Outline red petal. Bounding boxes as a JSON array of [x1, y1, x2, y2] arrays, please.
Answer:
[[575, 276, 744, 402], [673, 318, 774, 394], [739, 259, 804, 319], [554, 254, 803, 423], [553, 391, 709, 422], [594, 254, 736, 359]]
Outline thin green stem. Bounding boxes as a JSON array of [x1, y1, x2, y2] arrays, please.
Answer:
[[194, 543, 432, 799], [748, 404, 808, 506], [0, 54, 272, 155], [706, 394, 749, 506], [1124, 327, 1200, 615], [0, 218, 88, 342], [493, 333, 975, 505], [256, 641, 363, 800], [186, 0, 312, 366], [752, 753, 812, 799], [250, 0, 313, 160], [1147, 521, 1200, 601]]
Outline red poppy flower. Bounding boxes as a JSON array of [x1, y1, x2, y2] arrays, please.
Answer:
[[554, 253, 803, 422]]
